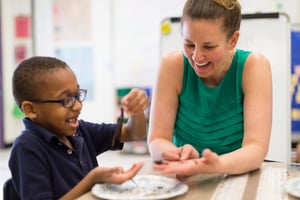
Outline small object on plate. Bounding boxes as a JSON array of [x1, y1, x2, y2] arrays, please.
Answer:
[[91, 174, 188, 200], [154, 160, 163, 165], [283, 177, 300, 198]]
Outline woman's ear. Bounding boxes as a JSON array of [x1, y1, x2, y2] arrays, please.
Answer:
[[229, 31, 240, 49], [20, 101, 38, 119]]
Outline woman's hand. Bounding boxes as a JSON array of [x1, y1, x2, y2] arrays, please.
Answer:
[[154, 149, 222, 178], [161, 144, 199, 161]]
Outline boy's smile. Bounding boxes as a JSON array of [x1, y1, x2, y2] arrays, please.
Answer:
[[66, 117, 79, 131]]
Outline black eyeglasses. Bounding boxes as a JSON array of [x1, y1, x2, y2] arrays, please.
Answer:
[[30, 89, 87, 108]]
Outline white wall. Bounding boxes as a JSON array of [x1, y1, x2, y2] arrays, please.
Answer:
[[113, 0, 186, 88]]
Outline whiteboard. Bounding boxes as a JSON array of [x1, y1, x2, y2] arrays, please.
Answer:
[[160, 13, 291, 162]]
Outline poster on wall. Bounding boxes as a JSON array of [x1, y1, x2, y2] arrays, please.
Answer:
[[14, 45, 27, 64], [291, 31, 300, 133], [15, 15, 31, 38], [53, 0, 91, 41]]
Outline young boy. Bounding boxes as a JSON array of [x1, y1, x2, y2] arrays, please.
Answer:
[[9, 56, 147, 199]]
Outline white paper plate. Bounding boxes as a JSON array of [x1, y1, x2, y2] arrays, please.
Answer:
[[91, 174, 188, 200], [283, 177, 300, 197]]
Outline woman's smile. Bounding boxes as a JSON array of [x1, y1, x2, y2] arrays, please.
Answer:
[[193, 61, 212, 75], [195, 61, 210, 67]]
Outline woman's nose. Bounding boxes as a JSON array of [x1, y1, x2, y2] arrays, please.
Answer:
[[192, 48, 205, 63]]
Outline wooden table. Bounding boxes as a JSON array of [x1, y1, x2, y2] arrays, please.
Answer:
[[77, 160, 300, 200]]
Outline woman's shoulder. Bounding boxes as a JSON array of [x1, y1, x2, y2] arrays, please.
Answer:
[[244, 51, 270, 69], [242, 51, 271, 87], [159, 50, 185, 76], [157, 50, 185, 94], [160, 50, 184, 66]]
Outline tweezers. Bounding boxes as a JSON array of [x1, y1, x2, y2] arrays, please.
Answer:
[[112, 107, 124, 146]]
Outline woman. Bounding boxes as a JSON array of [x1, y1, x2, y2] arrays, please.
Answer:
[[147, 0, 272, 177]]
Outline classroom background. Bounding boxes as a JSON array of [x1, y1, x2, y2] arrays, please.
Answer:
[[0, 0, 300, 161]]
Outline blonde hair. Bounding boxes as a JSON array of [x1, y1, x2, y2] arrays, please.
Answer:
[[214, 0, 238, 10], [181, 0, 241, 38]]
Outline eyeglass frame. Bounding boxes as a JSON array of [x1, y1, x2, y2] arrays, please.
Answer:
[[29, 89, 87, 108]]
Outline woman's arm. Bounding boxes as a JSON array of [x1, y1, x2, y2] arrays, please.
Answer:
[[220, 52, 272, 173], [147, 51, 192, 161]]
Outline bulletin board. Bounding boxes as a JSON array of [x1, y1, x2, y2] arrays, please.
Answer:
[[291, 26, 300, 133], [160, 13, 291, 162]]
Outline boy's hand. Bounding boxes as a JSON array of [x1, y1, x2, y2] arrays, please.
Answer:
[[92, 162, 144, 184], [121, 88, 147, 116]]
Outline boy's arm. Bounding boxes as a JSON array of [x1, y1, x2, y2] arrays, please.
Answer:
[[119, 88, 148, 142], [122, 112, 147, 141], [60, 162, 144, 200]]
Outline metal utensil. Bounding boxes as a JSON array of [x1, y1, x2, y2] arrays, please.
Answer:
[[130, 178, 139, 189], [112, 107, 124, 146]]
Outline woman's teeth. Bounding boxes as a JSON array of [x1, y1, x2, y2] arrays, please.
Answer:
[[195, 62, 209, 67], [197, 62, 209, 66]]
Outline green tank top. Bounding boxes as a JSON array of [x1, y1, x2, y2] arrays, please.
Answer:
[[174, 49, 251, 155]]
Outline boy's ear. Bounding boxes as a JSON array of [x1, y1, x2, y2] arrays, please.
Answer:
[[20, 101, 38, 119]]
